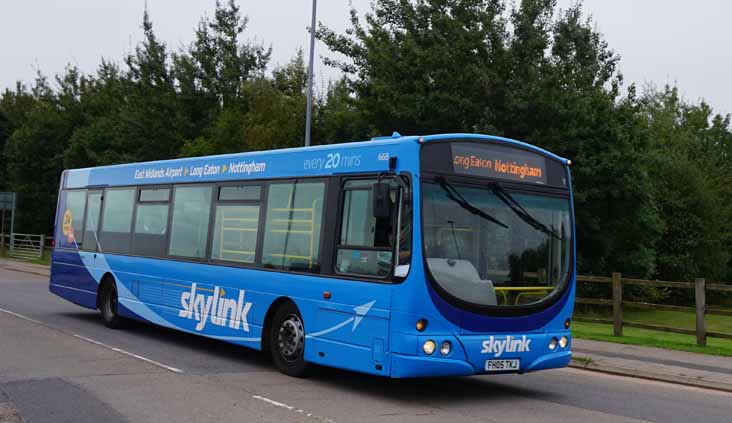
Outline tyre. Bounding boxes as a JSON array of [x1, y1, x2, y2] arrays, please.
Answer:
[[99, 279, 127, 329], [269, 302, 309, 377]]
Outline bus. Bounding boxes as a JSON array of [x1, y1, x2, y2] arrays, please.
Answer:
[[50, 133, 575, 378]]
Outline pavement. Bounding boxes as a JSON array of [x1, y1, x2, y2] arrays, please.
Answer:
[[571, 339, 732, 393], [1, 257, 731, 422], [0, 259, 49, 278]]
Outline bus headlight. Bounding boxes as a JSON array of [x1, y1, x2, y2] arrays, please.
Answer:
[[423, 340, 436, 355], [440, 341, 452, 356], [548, 337, 558, 351], [559, 336, 569, 349]]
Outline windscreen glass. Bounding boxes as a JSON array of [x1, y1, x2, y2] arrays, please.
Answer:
[[422, 181, 571, 307]]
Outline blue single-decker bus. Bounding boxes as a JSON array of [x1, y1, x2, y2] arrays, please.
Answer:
[[50, 133, 575, 377]]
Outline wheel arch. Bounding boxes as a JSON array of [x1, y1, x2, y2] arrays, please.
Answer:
[[261, 296, 298, 353]]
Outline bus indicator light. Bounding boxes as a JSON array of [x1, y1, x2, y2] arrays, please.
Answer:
[[323, 291, 331, 300], [416, 319, 427, 332]]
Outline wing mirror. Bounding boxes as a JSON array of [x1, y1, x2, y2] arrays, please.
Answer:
[[372, 182, 392, 218]]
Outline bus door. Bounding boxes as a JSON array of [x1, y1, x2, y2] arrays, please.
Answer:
[[310, 176, 410, 374]]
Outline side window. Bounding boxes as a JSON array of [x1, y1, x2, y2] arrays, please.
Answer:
[[132, 188, 170, 257], [262, 181, 325, 272], [336, 179, 410, 278], [82, 191, 103, 251], [59, 190, 87, 249], [99, 188, 136, 254], [168, 185, 212, 259], [211, 184, 262, 264]]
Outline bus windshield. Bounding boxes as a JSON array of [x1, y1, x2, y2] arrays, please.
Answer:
[[422, 180, 572, 308]]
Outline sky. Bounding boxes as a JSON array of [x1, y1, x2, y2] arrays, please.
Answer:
[[1, 0, 730, 115]]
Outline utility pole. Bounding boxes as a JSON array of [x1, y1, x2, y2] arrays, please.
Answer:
[[304, 0, 317, 147]]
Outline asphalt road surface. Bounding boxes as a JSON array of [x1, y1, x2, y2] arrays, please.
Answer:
[[1, 269, 730, 423]]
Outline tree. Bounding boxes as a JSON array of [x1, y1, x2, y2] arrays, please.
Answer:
[[319, 0, 663, 276], [3, 76, 73, 233], [1, 83, 38, 192], [177, 0, 271, 156], [118, 9, 183, 162], [315, 77, 372, 144], [318, 0, 508, 135], [641, 87, 731, 283]]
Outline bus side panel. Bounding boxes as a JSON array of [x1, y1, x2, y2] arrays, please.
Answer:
[[78, 253, 393, 375]]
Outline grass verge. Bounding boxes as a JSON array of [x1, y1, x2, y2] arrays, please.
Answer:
[[578, 307, 732, 334], [572, 321, 732, 357]]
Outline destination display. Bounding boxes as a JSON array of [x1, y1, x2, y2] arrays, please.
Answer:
[[451, 143, 548, 184]]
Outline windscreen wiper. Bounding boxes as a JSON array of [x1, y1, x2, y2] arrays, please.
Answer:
[[437, 177, 508, 229], [490, 182, 563, 240]]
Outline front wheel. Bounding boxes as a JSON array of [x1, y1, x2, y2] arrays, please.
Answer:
[[269, 302, 309, 377], [99, 280, 127, 329]]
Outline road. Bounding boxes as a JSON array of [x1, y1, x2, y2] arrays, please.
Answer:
[[1, 269, 730, 423]]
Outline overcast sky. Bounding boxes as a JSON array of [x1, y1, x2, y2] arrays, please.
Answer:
[[1, 0, 730, 115]]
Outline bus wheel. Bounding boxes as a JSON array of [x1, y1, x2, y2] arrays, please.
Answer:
[[99, 279, 127, 329], [269, 302, 309, 377]]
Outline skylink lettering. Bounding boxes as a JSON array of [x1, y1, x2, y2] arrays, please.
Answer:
[[480, 336, 531, 357], [178, 283, 252, 332]]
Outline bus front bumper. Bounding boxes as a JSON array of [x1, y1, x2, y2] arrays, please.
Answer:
[[390, 350, 571, 378]]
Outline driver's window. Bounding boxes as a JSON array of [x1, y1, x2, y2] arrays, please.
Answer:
[[336, 179, 409, 278]]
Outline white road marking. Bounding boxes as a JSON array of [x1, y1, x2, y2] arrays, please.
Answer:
[[0, 307, 44, 325], [252, 395, 336, 423], [73, 334, 184, 374], [0, 306, 184, 374]]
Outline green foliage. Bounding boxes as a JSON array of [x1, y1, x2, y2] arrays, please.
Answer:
[[4, 77, 73, 232]]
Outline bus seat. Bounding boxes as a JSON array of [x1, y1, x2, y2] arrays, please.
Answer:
[[426, 259, 497, 306]]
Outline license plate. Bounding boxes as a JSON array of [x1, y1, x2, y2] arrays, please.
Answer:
[[485, 359, 520, 372]]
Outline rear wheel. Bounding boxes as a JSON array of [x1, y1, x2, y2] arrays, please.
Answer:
[[269, 302, 309, 377], [99, 279, 127, 329]]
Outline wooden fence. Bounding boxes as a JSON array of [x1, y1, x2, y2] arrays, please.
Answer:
[[575, 273, 732, 346]]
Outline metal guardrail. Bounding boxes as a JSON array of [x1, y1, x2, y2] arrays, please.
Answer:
[[8, 233, 45, 259]]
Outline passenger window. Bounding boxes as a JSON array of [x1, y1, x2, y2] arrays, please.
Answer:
[[135, 205, 168, 235], [59, 190, 87, 249], [262, 181, 325, 272], [211, 205, 260, 263], [133, 203, 169, 257], [168, 185, 212, 258], [99, 188, 135, 254], [82, 191, 103, 251], [336, 179, 410, 278]]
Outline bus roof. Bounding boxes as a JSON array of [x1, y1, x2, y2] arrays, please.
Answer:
[[63, 133, 567, 189]]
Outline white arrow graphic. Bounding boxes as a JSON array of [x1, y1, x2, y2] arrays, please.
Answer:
[[305, 300, 376, 339], [352, 300, 376, 332]]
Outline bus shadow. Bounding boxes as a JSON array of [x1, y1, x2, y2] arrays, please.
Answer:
[[308, 365, 558, 404]]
